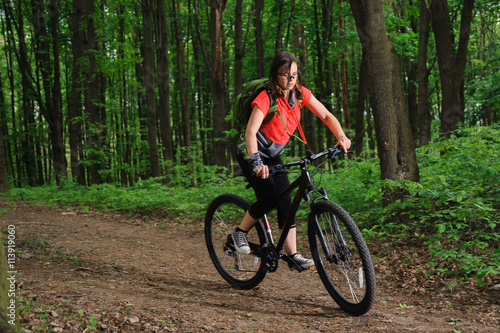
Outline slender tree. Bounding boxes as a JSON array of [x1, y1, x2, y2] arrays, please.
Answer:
[[0, 72, 8, 192], [142, 0, 161, 177], [417, 0, 432, 146], [211, 0, 228, 166], [172, 0, 191, 148], [69, 0, 86, 185], [154, 0, 173, 164], [0, 12, 17, 185], [0, 115, 9, 193], [431, 0, 475, 138], [392, 0, 419, 144], [338, 0, 351, 141], [254, 0, 265, 77], [234, 0, 244, 96], [84, 0, 104, 185]]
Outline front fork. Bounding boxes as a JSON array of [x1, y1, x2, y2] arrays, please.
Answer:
[[308, 188, 348, 264]]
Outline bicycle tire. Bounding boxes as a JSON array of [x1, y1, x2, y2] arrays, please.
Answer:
[[308, 200, 376, 315], [205, 193, 268, 289]]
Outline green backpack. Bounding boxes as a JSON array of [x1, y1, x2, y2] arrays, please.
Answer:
[[232, 78, 278, 140]]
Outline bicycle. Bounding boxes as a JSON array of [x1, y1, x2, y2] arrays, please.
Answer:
[[204, 146, 376, 316]]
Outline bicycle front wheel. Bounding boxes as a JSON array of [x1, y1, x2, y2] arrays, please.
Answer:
[[205, 194, 268, 289], [308, 200, 376, 316]]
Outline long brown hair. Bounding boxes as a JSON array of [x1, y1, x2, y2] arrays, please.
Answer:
[[268, 51, 303, 100]]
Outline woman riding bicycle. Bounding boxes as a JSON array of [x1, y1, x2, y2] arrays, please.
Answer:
[[233, 51, 351, 270]]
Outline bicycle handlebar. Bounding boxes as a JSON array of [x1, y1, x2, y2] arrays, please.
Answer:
[[269, 145, 351, 174]]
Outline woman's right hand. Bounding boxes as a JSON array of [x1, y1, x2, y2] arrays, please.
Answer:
[[253, 164, 269, 179]]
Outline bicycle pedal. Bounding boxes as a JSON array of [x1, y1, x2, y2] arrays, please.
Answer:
[[288, 264, 316, 273]]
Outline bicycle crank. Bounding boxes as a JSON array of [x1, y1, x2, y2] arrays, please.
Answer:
[[261, 246, 279, 272]]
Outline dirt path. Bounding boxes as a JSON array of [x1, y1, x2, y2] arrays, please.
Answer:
[[1, 199, 498, 332]]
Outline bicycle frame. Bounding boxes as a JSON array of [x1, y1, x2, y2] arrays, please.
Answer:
[[253, 147, 347, 271], [273, 164, 321, 255]]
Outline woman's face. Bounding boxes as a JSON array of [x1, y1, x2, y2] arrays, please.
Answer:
[[277, 62, 298, 93]]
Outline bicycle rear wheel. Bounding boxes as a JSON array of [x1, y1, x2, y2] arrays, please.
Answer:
[[205, 194, 268, 289], [308, 200, 376, 316]]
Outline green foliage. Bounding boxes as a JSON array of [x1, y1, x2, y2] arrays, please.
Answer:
[[10, 170, 252, 220], [308, 125, 500, 284], [373, 125, 499, 284]]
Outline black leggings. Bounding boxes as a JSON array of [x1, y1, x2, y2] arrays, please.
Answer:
[[237, 153, 295, 229]]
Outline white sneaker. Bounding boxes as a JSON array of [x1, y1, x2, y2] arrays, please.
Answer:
[[232, 229, 250, 254], [288, 253, 314, 270]]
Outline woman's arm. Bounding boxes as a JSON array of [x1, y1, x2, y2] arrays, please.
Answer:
[[245, 105, 269, 179], [306, 94, 351, 152]]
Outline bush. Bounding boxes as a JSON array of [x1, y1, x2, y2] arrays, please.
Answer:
[[360, 125, 500, 285]]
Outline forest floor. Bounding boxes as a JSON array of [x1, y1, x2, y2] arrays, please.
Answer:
[[1, 198, 499, 332]]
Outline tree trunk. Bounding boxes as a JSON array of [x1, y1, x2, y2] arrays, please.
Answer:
[[354, 51, 368, 156], [134, 1, 147, 182], [323, 0, 335, 149], [97, 9, 110, 184], [172, 0, 191, 148], [117, 2, 133, 186], [292, 2, 314, 154], [338, 0, 351, 143], [154, 0, 173, 164], [48, 0, 65, 183], [86, 1, 103, 185], [69, 0, 86, 185], [20, 1, 37, 185], [313, 0, 332, 152], [211, 0, 228, 166], [0, 117, 9, 193], [313, 0, 327, 104], [234, 0, 243, 97], [0, 20, 16, 185], [142, 0, 161, 178], [274, 0, 284, 52], [393, 0, 419, 146], [191, 22, 207, 164], [0, 75, 9, 192], [254, 0, 265, 78], [431, 0, 475, 139], [417, 0, 432, 146], [349, 0, 420, 189]]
